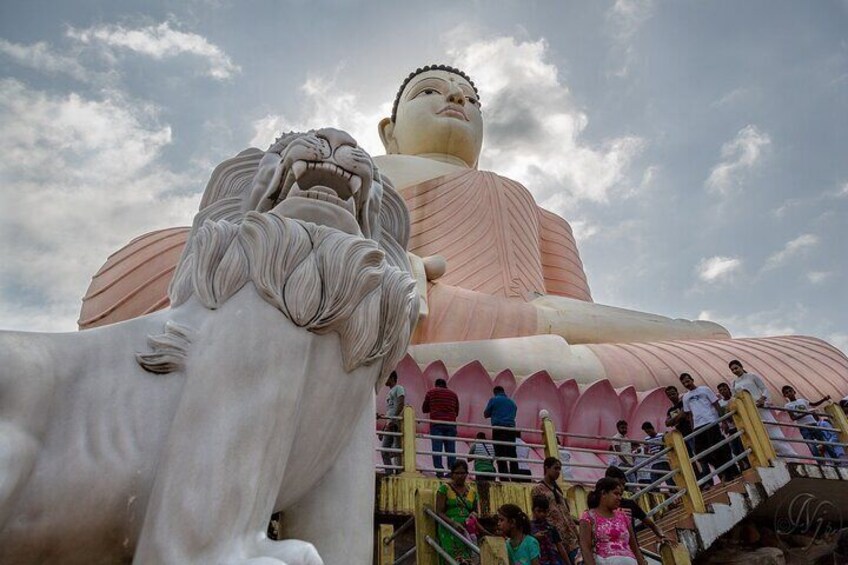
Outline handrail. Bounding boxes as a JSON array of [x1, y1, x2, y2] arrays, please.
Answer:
[[424, 536, 459, 565], [423, 507, 480, 555], [682, 410, 736, 442], [625, 445, 673, 475], [630, 468, 679, 501], [554, 430, 658, 445], [766, 420, 831, 432], [640, 546, 662, 560], [416, 416, 540, 435], [383, 517, 415, 546], [392, 546, 416, 565], [766, 404, 828, 417], [690, 430, 743, 463], [696, 449, 751, 487], [769, 436, 848, 448], [779, 454, 848, 465], [645, 487, 687, 519], [417, 433, 546, 450]]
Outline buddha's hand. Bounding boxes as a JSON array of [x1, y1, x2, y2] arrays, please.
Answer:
[[407, 253, 447, 320], [422, 254, 447, 281]]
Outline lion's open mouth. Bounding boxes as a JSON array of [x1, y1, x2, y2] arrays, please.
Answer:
[[270, 160, 361, 218]]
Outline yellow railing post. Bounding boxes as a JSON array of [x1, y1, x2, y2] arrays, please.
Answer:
[[732, 390, 776, 466], [541, 413, 569, 492], [824, 402, 848, 445], [378, 523, 394, 565], [566, 485, 588, 519], [659, 540, 692, 565], [414, 488, 437, 565], [663, 430, 706, 514], [480, 536, 509, 564], [401, 405, 421, 476], [541, 415, 559, 459]]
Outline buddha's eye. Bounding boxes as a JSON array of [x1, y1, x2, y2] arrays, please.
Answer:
[[421, 88, 438, 95], [466, 96, 479, 105]]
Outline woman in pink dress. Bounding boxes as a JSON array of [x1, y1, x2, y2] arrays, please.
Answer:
[[578, 478, 646, 565]]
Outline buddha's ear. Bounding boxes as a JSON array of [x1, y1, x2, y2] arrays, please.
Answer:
[[378, 117, 398, 154]]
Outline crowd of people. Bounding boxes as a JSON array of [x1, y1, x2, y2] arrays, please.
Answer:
[[378, 359, 848, 484], [376, 360, 848, 564], [429, 457, 658, 564]]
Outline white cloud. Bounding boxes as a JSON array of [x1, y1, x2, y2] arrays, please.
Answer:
[[710, 87, 755, 108], [705, 125, 771, 194], [695, 255, 742, 283], [806, 271, 831, 284], [0, 79, 200, 331], [67, 21, 239, 80], [249, 74, 389, 156], [570, 219, 600, 242], [446, 34, 646, 216], [763, 233, 819, 271], [0, 39, 89, 82], [607, 0, 655, 41], [605, 0, 655, 77]]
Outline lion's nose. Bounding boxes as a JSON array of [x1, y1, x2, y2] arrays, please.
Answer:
[[316, 128, 357, 151]]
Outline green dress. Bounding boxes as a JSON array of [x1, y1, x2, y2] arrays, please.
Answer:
[[436, 482, 479, 562]]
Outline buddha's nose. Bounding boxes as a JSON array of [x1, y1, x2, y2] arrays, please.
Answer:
[[446, 83, 466, 105], [316, 128, 357, 150]]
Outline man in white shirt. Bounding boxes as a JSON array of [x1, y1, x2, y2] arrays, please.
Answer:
[[782, 385, 831, 457], [729, 360, 798, 457], [377, 371, 405, 474], [680, 373, 740, 482], [610, 420, 636, 484]]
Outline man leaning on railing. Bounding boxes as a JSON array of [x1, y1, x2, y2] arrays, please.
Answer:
[[781, 384, 830, 457]]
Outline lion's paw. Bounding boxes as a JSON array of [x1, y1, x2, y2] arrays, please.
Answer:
[[236, 538, 322, 565]]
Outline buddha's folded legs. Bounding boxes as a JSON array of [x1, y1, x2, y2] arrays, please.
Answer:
[[412, 281, 729, 346]]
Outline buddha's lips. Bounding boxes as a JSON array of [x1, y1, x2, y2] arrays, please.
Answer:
[[438, 105, 468, 121]]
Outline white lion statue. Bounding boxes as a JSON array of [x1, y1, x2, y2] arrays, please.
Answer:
[[0, 128, 419, 564]]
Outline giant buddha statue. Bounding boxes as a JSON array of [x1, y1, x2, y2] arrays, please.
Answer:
[[80, 65, 848, 400]]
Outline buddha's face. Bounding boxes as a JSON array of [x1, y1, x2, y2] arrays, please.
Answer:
[[380, 70, 483, 167]]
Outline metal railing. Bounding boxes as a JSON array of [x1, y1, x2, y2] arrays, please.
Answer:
[[759, 412, 848, 467], [375, 390, 848, 564]]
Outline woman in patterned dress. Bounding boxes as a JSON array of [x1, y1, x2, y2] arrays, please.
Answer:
[[578, 478, 646, 565]]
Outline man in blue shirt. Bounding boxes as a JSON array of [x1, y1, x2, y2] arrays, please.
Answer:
[[484, 386, 519, 480]]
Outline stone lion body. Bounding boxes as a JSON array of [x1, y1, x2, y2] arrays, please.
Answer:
[[0, 129, 418, 564]]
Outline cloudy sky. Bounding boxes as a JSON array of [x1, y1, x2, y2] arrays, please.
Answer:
[[1, 1, 846, 354]]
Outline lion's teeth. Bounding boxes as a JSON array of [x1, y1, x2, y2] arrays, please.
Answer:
[[349, 175, 361, 195], [292, 161, 307, 179]]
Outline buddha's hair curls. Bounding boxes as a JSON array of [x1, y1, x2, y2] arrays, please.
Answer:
[[391, 64, 480, 122]]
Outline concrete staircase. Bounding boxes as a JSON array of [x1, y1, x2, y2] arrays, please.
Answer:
[[637, 461, 848, 561]]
